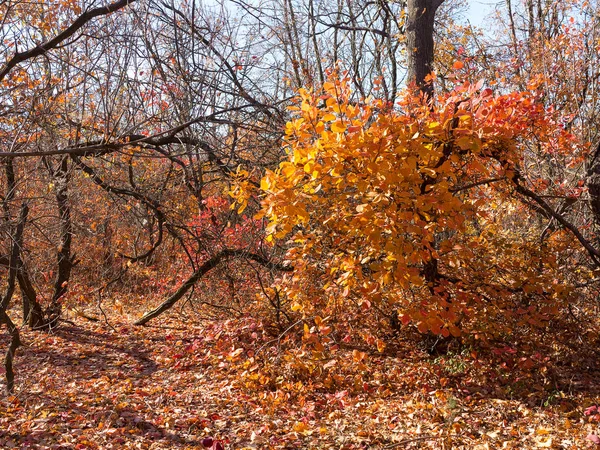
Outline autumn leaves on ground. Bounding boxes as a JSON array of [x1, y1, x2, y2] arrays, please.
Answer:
[[1, 302, 599, 449]]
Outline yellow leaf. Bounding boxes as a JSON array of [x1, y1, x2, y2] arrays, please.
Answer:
[[293, 422, 308, 433], [426, 121, 441, 134], [281, 163, 296, 178], [331, 121, 346, 133], [260, 176, 271, 191]]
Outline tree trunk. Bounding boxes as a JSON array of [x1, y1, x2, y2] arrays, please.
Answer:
[[1, 158, 46, 329], [587, 143, 600, 252], [0, 203, 28, 393], [406, 0, 444, 99], [406, 0, 445, 286], [47, 156, 75, 328], [18, 270, 44, 328]]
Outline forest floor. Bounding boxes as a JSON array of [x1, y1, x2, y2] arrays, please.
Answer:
[[0, 301, 600, 449]]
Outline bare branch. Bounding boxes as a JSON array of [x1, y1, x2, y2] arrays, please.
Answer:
[[134, 249, 292, 326], [0, 0, 136, 82], [513, 175, 600, 264]]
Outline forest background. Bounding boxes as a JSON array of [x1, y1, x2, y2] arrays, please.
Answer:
[[1, 0, 600, 448]]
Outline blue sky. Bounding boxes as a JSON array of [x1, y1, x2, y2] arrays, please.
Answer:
[[464, 0, 498, 27]]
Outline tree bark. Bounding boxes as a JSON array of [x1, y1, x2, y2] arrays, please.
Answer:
[[406, 0, 445, 287], [406, 0, 444, 99], [1, 310, 21, 393], [0, 203, 28, 393], [18, 270, 44, 329], [1, 159, 45, 328], [46, 157, 75, 329]]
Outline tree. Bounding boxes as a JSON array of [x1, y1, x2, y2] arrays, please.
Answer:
[[252, 0, 600, 351], [256, 74, 574, 342], [464, 0, 600, 289]]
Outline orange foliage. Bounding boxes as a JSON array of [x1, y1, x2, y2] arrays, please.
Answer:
[[253, 73, 578, 341]]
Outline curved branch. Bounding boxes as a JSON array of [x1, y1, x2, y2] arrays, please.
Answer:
[[513, 176, 600, 264], [0, 131, 258, 186], [134, 249, 292, 325], [118, 218, 164, 263], [71, 155, 169, 263]]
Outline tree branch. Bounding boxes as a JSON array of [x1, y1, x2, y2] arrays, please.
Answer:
[[513, 176, 600, 264], [0, 0, 136, 82], [450, 177, 504, 193], [134, 249, 291, 325]]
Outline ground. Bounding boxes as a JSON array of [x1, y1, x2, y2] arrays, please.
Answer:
[[0, 302, 599, 449]]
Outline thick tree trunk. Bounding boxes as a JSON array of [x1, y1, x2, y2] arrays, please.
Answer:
[[406, 0, 444, 99], [1, 310, 20, 393], [406, 0, 445, 286], [1, 159, 45, 329], [18, 270, 44, 328]]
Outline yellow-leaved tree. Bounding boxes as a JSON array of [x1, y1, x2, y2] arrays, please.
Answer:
[[243, 72, 579, 345]]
